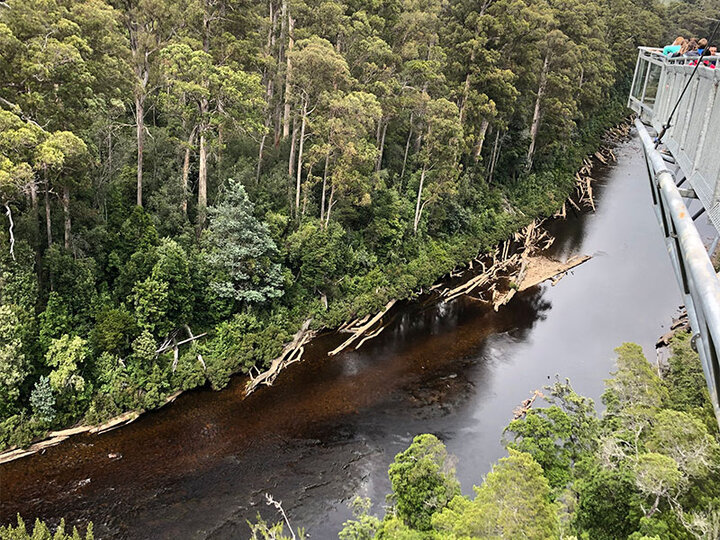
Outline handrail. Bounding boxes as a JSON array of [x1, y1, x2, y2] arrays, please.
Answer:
[[635, 118, 720, 426], [637, 46, 720, 66]]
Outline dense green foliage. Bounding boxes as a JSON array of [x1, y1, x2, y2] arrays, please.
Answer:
[[0, 516, 93, 540], [340, 335, 720, 539], [0, 0, 702, 448], [388, 434, 461, 531]]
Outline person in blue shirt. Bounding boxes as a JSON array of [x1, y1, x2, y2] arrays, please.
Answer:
[[663, 36, 684, 56], [697, 38, 708, 55]]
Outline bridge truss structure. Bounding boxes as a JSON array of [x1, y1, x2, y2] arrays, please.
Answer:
[[629, 47, 720, 425]]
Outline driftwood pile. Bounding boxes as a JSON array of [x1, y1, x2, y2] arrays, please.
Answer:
[[433, 220, 553, 306], [656, 310, 690, 348], [431, 218, 593, 313], [567, 125, 630, 216]]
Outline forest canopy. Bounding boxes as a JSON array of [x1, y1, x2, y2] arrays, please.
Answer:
[[0, 0, 707, 449]]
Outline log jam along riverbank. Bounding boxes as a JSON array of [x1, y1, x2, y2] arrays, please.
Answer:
[[0, 121, 633, 465]]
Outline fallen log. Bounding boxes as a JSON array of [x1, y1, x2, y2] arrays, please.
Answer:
[[586, 177, 596, 211], [567, 196, 582, 213], [89, 411, 141, 435], [513, 389, 545, 419], [443, 254, 521, 302], [245, 320, 315, 395], [355, 319, 393, 350], [328, 299, 396, 357]]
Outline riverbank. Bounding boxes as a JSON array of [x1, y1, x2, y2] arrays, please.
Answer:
[[0, 121, 631, 465]]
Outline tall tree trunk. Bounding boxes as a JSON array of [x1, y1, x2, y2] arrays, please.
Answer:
[[4, 204, 15, 261], [279, 0, 287, 63], [320, 151, 329, 221], [413, 165, 426, 233], [295, 99, 308, 215], [282, 15, 295, 139], [197, 127, 208, 230], [28, 182, 39, 239], [62, 185, 71, 250], [526, 50, 550, 172], [182, 129, 195, 216], [325, 182, 335, 227], [135, 94, 144, 207], [302, 171, 310, 217], [28, 180, 39, 253], [473, 118, 490, 161], [288, 118, 298, 210], [44, 172, 52, 247], [29, 182, 38, 217], [28, 181, 43, 287], [400, 113, 414, 180], [259, 2, 275, 181], [202, 0, 211, 53], [489, 129, 501, 183], [376, 120, 388, 172], [274, 0, 286, 144], [459, 46, 477, 124], [288, 117, 298, 179], [257, 131, 268, 183]]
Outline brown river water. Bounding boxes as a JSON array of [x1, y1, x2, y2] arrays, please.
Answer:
[[1, 135, 702, 538]]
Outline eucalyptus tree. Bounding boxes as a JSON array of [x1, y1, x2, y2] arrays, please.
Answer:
[[0, 110, 44, 259], [442, 0, 517, 162], [1, 0, 128, 244], [390, 0, 447, 178], [159, 42, 263, 229], [321, 91, 382, 225], [345, 33, 401, 172], [113, 0, 190, 207], [35, 132, 88, 250], [520, 0, 614, 171], [0, 0, 129, 134], [412, 98, 462, 233], [287, 36, 350, 215]]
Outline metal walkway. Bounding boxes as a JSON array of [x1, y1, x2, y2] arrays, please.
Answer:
[[629, 47, 720, 425]]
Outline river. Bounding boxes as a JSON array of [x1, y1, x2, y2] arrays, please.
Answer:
[[0, 135, 686, 538]]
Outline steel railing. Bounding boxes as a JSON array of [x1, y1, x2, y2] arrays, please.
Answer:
[[628, 47, 720, 232], [635, 118, 720, 426]]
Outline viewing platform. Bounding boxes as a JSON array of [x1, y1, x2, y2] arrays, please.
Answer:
[[629, 47, 720, 231], [629, 47, 720, 425]]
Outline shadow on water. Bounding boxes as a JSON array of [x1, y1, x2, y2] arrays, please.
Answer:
[[0, 136, 683, 539]]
